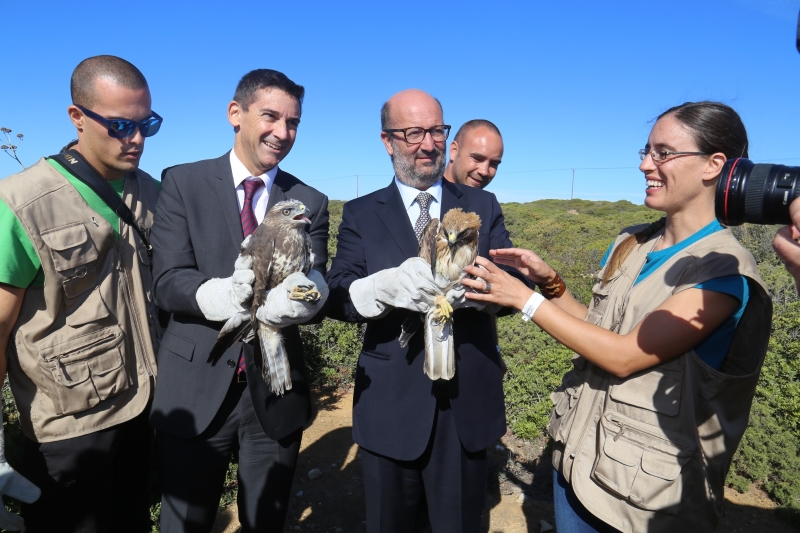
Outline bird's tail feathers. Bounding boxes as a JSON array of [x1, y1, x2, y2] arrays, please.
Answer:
[[398, 314, 423, 348], [208, 311, 252, 364], [258, 322, 293, 395], [423, 313, 455, 380]]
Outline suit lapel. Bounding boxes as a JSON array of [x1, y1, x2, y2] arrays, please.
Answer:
[[376, 181, 419, 259], [211, 152, 245, 245], [440, 179, 468, 216]]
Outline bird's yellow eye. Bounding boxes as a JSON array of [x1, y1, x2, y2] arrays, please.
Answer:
[[282, 208, 291, 216]]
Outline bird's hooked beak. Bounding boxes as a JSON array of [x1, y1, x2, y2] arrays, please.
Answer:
[[292, 204, 311, 224], [446, 231, 457, 247]]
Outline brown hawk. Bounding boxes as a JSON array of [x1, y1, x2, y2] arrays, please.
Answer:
[[209, 199, 320, 395], [399, 207, 482, 380]]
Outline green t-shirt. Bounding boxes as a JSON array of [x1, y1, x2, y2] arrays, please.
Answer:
[[0, 159, 126, 288]]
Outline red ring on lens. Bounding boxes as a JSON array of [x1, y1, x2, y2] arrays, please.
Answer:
[[724, 158, 742, 222]]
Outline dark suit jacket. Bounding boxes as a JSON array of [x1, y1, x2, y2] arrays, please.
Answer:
[[150, 152, 329, 441], [326, 179, 516, 461]]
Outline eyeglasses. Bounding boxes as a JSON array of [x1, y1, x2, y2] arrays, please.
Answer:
[[639, 148, 708, 163], [383, 125, 451, 145], [76, 105, 163, 139]]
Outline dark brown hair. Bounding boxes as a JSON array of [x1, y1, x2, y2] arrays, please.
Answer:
[[602, 101, 748, 284], [233, 69, 304, 112]]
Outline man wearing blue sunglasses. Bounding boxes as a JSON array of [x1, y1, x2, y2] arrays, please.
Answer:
[[0, 55, 162, 532]]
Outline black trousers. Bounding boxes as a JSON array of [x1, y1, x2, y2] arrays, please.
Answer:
[[18, 410, 153, 533], [156, 377, 301, 533], [360, 400, 488, 533]]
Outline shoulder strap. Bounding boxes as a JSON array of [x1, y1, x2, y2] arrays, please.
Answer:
[[50, 150, 152, 258]]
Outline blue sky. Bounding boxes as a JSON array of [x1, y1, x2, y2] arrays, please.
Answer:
[[2, 0, 800, 204]]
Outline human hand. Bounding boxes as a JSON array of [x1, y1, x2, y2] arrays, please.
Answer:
[[256, 271, 329, 327], [773, 225, 800, 293], [463, 256, 535, 311], [489, 248, 555, 284], [0, 426, 41, 531]]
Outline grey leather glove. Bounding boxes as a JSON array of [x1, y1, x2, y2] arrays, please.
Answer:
[[196, 236, 255, 321], [0, 425, 40, 530], [255, 270, 329, 327], [349, 257, 442, 318]]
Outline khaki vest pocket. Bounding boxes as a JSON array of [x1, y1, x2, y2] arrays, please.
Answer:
[[37, 326, 131, 416], [593, 412, 695, 515], [65, 286, 110, 327], [609, 357, 684, 416], [548, 370, 584, 443], [40, 222, 99, 272], [586, 280, 613, 326]]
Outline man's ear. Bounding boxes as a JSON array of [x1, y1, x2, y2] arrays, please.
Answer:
[[228, 101, 242, 131], [449, 140, 459, 164], [380, 130, 394, 156], [67, 105, 84, 131], [704, 152, 727, 183]]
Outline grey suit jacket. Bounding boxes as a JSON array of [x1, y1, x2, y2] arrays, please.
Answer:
[[149, 151, 329, 440]]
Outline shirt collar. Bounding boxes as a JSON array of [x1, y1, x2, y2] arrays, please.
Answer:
[[230, 149, 278, 191], [393, 176, 443, 209]]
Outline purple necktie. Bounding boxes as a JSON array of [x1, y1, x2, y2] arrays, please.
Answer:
[[238, 178, 264, 374]]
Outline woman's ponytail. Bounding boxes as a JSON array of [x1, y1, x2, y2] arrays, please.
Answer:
[[602, 217, 666, 285]]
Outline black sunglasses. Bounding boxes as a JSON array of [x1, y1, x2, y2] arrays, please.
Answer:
[[76, 105, 163, 139]]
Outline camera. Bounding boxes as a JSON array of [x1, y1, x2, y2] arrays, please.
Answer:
[[715, 157, 800, 226]]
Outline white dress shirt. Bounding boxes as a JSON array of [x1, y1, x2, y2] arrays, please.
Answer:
[[393, 176, 443, 228], [230, 149, 278, 224]]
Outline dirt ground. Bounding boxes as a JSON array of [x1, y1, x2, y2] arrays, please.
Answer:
[[211, 390, 798, 533]]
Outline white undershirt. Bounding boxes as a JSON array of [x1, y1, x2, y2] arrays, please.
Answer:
[[230, 150, 278, 224]]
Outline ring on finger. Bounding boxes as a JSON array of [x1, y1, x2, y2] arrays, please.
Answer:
[[483, 281, 491, 293]]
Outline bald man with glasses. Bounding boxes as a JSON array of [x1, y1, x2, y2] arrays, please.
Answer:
[[326, 89, 525, 533]]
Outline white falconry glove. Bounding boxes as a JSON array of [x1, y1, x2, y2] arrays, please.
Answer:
[[196, 235, 256, 321], [0, 424, 41, 531], [349, 257, 443, 318], [255, 270, 329, 327]]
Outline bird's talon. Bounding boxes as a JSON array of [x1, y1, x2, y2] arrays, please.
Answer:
[[289, 286, 321, 303], [431, 295, 453, 323]]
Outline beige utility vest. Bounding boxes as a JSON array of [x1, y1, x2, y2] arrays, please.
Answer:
[[0, 158, 160, 443], [548, 224, 772, 533]]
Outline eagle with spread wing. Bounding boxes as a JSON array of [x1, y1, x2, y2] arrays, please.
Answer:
[[399, 207, 482, 380], [209, 199, 320, 395]]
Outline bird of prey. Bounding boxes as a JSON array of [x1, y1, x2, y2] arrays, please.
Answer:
[[209, 199, 320, 395], [399, 207, 482, 380]]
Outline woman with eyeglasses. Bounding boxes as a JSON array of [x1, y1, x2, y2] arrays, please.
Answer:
[[461, 101, 772, 533]]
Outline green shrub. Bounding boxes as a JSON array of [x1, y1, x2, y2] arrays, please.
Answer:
[[300, 319, 363, 390]]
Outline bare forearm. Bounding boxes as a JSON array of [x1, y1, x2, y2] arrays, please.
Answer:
[[531, 301, 641, 376], [464, 257, 738, 378], [546, 290, 588, 319]]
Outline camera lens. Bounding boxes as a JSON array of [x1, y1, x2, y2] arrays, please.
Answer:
[[715, 158, 800, 226]]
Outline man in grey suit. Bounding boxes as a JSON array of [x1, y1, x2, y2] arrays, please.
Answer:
[[150, 69, 329, 533]]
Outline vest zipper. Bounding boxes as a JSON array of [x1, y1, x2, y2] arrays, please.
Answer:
[[605, 416, 694, 452], [118, 244, 154, 379]]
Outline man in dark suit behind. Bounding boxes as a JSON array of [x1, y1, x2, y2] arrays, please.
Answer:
[[326, 89, 518, 533], [150, 69, 329, 533]]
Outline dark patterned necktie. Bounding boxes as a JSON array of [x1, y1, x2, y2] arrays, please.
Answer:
[[237, 178, 264, 374], [413, 192, 433, 242], [241, 178, 264, 238]]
